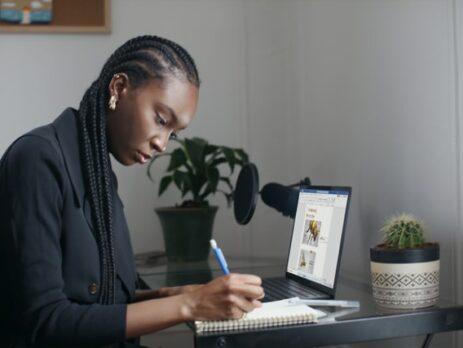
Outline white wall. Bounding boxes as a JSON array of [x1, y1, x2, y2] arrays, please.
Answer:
[[291, 0, 458, 294], [286, 1, 461, 346], [243, 0, 459, 298], [242, 0, 302, 258]]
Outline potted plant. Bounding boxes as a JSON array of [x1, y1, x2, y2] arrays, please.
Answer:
[[370, 213, 439, 309], [147, 137, 249, 262]]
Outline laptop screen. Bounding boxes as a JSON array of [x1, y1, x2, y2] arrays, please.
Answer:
[[286, 187, 350, 289]]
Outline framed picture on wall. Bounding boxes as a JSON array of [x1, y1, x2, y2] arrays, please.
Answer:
[[0, 0, 110, 33]]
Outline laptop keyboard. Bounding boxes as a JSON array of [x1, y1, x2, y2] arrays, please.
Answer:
[[262, 277, 327, 302]]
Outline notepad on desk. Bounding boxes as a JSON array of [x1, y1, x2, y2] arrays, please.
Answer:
[[194, 297, 326, 333]]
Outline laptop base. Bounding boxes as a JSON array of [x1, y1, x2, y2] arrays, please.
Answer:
[[262, 277, 329, 302]]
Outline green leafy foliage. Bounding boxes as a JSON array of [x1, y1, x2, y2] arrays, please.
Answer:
[[380, 213, 426, 249], [147, 137, 249, 207]]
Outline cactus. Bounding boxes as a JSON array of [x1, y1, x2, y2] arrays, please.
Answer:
[[380, 213, 425, 249]]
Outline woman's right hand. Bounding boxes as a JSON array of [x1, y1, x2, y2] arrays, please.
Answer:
[[181, 273, 264, 321]]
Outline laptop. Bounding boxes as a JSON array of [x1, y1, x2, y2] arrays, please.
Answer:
[[262, 185, 351, 302]]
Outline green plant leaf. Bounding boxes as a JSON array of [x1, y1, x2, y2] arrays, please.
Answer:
[[204, 144, 219, 157], [208, 157, 227, 168], [192, 136, 208, 144], [185, 138, 207, 171], [206, 167, 219, 193], [158, 176, 173, 196], [147, 153, 170, 182], [221, 147, 236, 173], [198, 167, 219, 202], [219, 177, 233, 191], [234, 148, 249, 164], [170, 137, 185, 147], [167, 148, 187, 172], [189, 174, 201, 198], [182, 175, 193, 198], [173, 171, 190, 194], [199, 186, 214, 201], [146, 135, 250, 207]]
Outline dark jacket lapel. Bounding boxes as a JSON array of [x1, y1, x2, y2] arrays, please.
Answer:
[[52, 108, 85, 209]]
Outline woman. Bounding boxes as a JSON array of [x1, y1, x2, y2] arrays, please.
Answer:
[[0, 35, 263, 347]]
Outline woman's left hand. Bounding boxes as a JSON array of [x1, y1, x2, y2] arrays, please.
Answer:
[[134, 284, 204, 301], [176, 284, 204, 294], [163, 284, 204, 296]]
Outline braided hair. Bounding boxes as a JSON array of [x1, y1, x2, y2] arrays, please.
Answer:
[[77, 35, 200, 305]]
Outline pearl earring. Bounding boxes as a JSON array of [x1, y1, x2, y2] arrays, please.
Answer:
[[108, 95, 117, 110]]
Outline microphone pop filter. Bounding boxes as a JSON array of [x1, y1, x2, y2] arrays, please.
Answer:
[[233, 163, 259, 225]]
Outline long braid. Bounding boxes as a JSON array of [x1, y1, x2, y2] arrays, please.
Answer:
[[78, 82, 114, 304], [77, 35, 199, 305], [97, 90, 116, 303]]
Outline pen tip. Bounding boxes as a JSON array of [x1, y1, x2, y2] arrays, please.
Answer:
[[210, 239, 217, 248]]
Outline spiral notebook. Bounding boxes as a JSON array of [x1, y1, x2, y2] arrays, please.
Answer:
[[194, 297, 326, 333]]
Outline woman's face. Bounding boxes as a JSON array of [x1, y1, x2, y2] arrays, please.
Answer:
[[107, 75, 199, 166]]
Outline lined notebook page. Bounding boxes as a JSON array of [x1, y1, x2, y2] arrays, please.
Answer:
[[194, 297, 325, 333]]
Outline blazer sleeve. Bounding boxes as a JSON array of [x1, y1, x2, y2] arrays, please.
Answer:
[[6, 135, 127, 346]]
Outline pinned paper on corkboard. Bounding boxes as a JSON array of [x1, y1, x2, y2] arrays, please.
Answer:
[[0, 0, 53, 24], [0, 0, 110, 33]]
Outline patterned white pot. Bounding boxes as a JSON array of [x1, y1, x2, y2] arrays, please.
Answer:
[[370, 244, 439, 309]]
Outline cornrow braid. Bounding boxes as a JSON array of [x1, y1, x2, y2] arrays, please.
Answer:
[[77, 35, 200, 305]]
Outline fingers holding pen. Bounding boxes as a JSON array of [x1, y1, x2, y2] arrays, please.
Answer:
[[225, 273, 262, 285], [209, 241, 264, 315], [220, 273, 264, 302], [183, 273, 264, 321], [221, 293, 256, 319], [214, 275, 264, 319]]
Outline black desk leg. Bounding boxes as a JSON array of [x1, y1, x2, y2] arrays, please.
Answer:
[[422, 333, 434, 348]]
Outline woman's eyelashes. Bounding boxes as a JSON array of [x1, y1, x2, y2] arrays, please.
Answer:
[[155, 112, 179, 139], [155, 112, 167, 127]]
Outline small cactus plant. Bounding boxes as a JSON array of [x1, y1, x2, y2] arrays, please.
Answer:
[[380, 213, 425, 249]]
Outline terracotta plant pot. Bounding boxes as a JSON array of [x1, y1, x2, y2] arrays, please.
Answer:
[[155, 206, 218, 262], [370, 243, 439, 309]]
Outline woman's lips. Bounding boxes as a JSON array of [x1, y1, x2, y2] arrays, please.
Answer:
[[136, 151, 152, 164]]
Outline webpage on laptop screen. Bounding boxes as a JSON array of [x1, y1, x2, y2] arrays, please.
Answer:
[[287, 189, 349, 288]]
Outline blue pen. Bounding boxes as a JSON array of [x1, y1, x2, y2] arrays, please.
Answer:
[[210, 239, 230, 275]]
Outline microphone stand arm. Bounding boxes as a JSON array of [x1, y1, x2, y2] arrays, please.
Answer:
[[288, 177, 311, 188]]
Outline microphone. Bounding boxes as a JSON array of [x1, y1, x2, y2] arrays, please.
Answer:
[[260, 183, 299, 218]]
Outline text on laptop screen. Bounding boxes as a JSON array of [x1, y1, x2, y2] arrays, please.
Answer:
[[287, 189, 349, 288]]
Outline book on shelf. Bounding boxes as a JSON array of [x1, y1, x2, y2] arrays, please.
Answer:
[[194, 297, 326, 333]]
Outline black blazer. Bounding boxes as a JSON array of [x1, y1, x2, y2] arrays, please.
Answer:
[[0, 109, 138, 347]]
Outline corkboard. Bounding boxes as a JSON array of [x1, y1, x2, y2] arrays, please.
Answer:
[[0, 0, 111, 33]]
